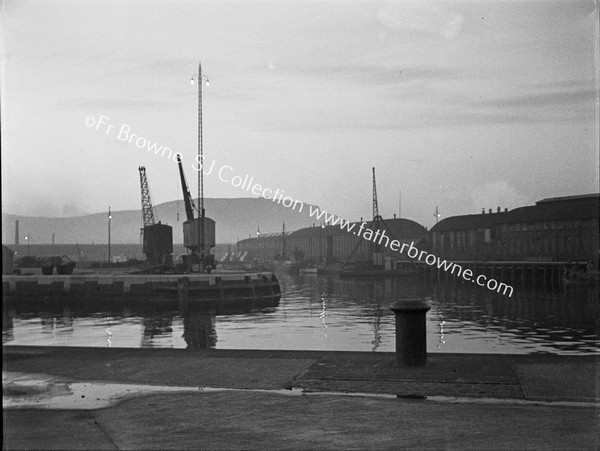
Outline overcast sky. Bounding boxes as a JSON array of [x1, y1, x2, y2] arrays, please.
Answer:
[[1, 0, 598, 230]]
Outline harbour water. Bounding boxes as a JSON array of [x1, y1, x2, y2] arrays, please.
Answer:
[[3, 273, 598, 355]]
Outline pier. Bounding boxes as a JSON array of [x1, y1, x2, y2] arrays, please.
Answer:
[[2, 272, 281, 301]]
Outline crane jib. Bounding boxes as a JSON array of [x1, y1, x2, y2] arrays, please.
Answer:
[[177, 156, 196, 222]]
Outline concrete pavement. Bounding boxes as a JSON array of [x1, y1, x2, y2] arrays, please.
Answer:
[[3, 346, 599, 450]]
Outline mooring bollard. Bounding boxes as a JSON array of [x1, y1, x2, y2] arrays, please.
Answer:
[[390, 299, 431, 367]]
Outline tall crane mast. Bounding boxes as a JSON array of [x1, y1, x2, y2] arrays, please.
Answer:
[[138, 166, 156, 227]]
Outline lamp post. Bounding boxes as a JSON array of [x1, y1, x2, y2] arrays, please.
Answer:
[[256, 228, 261, 262], [108, 207, 112, 263], [25, 234, 30, 256], [190, 62, 210, 261]]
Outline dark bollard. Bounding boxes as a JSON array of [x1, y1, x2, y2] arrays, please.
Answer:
[[390, 299, 431, 367]]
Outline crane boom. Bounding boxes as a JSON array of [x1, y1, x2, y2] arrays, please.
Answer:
[[177, 155, 196, 221], [138, 166, 156, 227]]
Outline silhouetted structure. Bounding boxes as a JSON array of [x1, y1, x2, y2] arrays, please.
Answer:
[[237, 217, 428, 266], [429, 194, 599, 267]]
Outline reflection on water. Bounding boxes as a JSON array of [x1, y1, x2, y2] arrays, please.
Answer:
[[3, 273, 598, 354]]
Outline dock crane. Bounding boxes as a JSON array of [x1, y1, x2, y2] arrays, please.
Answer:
[[177, 155, 196, 223], [340, 167, 399, 272], [176, 155, 216, 273], [138, 166, 173, 268]]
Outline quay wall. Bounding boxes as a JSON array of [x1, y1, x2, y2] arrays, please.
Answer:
[[2, 273, 281, 302]]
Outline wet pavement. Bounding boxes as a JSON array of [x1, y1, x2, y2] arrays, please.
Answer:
[[3, 346, 599, 450]]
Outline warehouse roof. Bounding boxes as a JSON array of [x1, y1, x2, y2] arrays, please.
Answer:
[[237, 217, 428, 243], [431, 194, 599, 233], [288, 217, 427, 240]]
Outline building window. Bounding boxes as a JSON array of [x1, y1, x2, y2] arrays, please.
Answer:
[[469, 230, 476, 246], [484, 228, 491, 243]]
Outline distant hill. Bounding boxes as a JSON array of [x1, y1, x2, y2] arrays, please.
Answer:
[[2, 197, 319, 245]]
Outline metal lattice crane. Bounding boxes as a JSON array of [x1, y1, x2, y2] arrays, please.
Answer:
[[138, 166, 156, 227], [340, 167, 399, 271], [371, 167, 385, 243], [371, 168, 384, 264], [137, 166, 173, 268], [372, 167, 380, 222]]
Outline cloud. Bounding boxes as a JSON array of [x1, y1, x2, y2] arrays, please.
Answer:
[[272, 61, 455, 88], [63, 98, 179, 110], [103, 56, 196, 78], [428, 81, 597, 127], [478, 88, 596, 108], [376, 1, 463, 40]]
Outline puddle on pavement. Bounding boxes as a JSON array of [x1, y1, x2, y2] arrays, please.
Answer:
[[8, 372, 590, 411], [3, 372, 201, 410]]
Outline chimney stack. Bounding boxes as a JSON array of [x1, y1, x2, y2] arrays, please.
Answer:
[[15, 220, 19, 245], [505, 207, 508, 212], [497, 207, 500, 213], [488, 209, 492, 214], [482, 209, 485, 214]]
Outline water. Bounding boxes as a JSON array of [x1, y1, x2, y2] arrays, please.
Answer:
[[3, 273, 598, 354]]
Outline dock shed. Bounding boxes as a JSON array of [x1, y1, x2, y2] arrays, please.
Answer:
[[2, 245, 15, 275]]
